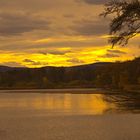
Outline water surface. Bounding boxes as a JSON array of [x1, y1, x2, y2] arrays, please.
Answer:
[[0, 90, 139, 116]]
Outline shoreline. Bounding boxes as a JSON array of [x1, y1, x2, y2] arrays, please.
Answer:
[[0, 88, 139, 94]]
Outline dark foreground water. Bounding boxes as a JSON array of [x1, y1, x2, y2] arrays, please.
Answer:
[[0, 89, 139, 116]]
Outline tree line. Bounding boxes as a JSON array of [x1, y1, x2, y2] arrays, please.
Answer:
[[0, 57, 140, 91]]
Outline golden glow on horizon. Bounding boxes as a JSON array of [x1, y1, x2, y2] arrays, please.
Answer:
[[0, 35, 139, 68], [0, 44, 137, 68]]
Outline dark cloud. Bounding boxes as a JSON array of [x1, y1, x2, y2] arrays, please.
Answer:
[[24, 59, 35, 63], [39, 50, 71, 55], [100, 49, 127, 58], [38, 52, 48, 55], [107, 49, 127, 54], [0, 0, 63, 11], [23, 59, 41, 65], [63, 14, 75, 18], [67, 58, 84, 64], [77, 0, 108, 5], [95, 59, 100, 62], [23, 59, 49, 66], [0, 12, 50, 36], [71, 19, 109, 36], [49, 51, 66, 55], [101, 53, 120, 58], [0, 62, 25, 67]]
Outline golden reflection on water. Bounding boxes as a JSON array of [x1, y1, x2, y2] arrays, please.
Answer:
[[0, 94, 116, 115]]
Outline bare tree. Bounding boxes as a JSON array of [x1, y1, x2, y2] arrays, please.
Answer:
[[101, 0, 140, 47]]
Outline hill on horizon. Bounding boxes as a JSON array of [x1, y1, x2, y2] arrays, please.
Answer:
[[0, 61, 118, 71]]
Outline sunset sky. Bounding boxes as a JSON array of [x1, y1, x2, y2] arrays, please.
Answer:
[[0, 0, 139, 68]]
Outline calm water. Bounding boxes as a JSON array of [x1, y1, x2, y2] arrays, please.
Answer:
[[0, 90, 140, 116]]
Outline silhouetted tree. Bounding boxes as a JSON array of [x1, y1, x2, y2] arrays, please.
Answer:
[[101, 0, 140, 47]]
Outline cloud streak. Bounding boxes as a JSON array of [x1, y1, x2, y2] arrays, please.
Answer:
[[39, 50, 71, 55], [77, 0, 108, 5], [107, 49, 127, 54], [0, 12, 50, 36], [67, 58, 84, 64], [23, 59, 44, 66], [71, 18, 109, 36]]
